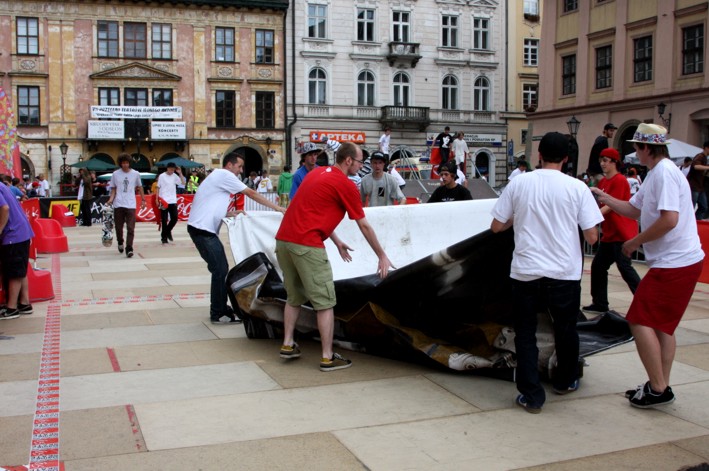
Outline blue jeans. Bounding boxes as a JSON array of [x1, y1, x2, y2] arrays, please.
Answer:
[[692, 189, 708, 220], [511, 278, 581, 408], [590, 241, 641, 309], [188, 225, 230, 320]]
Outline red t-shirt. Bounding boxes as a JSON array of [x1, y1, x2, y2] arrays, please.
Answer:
[[276, 166, 365, 248], [597, 172, 638, 242]]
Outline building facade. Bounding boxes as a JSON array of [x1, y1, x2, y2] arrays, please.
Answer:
[[1, 0, 288, 194], [285, 0, 510, 185], [531, 0, 709, 173]]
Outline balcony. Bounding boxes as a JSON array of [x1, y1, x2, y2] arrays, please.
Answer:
[[386, 42, 422, 68], [380, 106, 430, 131]]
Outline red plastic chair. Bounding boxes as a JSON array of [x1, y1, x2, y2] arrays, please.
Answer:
[[698, 221, 709, 284], [31, 218, 69, 253], [27, 262, 55, 302], [51, 204, 77, 227]]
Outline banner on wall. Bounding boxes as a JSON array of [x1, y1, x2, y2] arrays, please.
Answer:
[[90, 106, 182, 119]]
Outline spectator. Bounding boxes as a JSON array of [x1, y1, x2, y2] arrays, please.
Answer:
[[451, 131, 469, 174], [277, 165, 293, 207], [378, 127, 391, 158], [587, 123, 617, 185], [687, 140, 709, 220], [626, 168, 641, 196], [508, 160, 528, 181], [37, 174, 51, 197], [679, 156, 693, 177], [360, 152, 406, 207], [257, 169, 273, 194], [428, 161, 472, 203], [434, 126, 453, 165], [77, 168, 94, 227], [290, 142, 320, 199]]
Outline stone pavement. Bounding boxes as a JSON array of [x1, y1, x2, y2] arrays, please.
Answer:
[[1, 222, 708, 470]]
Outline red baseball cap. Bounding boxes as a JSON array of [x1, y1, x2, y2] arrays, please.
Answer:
[[600, 148, 620, 161]]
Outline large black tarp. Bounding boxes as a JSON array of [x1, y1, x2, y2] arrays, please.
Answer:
[[227, 229, 633, 379]]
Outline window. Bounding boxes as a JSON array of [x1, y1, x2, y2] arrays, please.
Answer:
[[215, 27, 235, 62], [357, 70, 375, 106], [152, 89, 173, 106], [595, 45, 612, 89], [523, 38, 539, 66], [124, 22, 147, 58], [633, 36, 652, 83], [308, 4, 327, 39], [17, 86, 40, 125], [442, 75, 458, 110], [17, 17, 39, 55], [393, 11, 410, 42], [473, 18, 489, 50], [98, 87, 120, 106], [393, 72, 410, 107], [309, 68, 327, 104], [255, 30, 274, 64], [682, 25, 704, 75], [357, 9, 375, 42], [152, 23, 172, 59], [442, 16, 458, 48], [524, 0, 539, 15], [523, 83, 538, 110], [473, 77, 490, 111], [216, 90, 236, 127], [562, 54, 576, 95], [563, 0, 578, 13], [97, 21, 119, 58], [521, 129, 528, 145], [255, 92, 275, 128], [124, 88, 148, 139]]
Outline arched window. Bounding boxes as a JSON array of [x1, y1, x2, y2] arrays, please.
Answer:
[[357, 70, 375, 106], [442, 75, 458, 110], [308, 68, 327, 104], [393, 72, 410, 107], [474, 76, 490, 111]]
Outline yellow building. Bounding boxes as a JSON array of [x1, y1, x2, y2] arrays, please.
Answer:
[[1, 0, 288, 194]]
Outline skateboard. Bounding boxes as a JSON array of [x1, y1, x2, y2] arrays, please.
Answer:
[[101, 205, 114, 247]]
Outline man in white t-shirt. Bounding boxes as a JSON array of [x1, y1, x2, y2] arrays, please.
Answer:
[[157, 162, 185, 244], [107, 154, 146, 258], [256, 170, 273, 193], [491, 132, 603, 414], [378, 127, 391, 157], [451, 132, 469, 174], [37, 174, 50, 197], [187, 152, 285, 325], [508, 160, 528, 180]]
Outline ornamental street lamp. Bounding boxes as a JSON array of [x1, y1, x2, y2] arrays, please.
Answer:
[[566, 116, 581, 176], [657, 102, 672, 133], [59, 142, 70, 190]]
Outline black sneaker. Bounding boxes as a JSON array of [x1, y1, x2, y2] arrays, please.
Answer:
[[17, 304, 33, 315], [161, 238, 168, 245], [280, 343, 301, 359], [210, 313, 242, 325], [118, 244, 124, 254], [552, 378, 580, 395], [629, 382, 675, 408], [319, 352, 352, 372], [0, 308, 20, 320], [126, 247, 134, 258], [582, 304, 608, 314], [515, 394, 542, 414], [167, 234, 173, 242], [625, 382, 646, 399]]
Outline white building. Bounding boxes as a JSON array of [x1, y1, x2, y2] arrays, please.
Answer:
[[285, 0, 509, 185]]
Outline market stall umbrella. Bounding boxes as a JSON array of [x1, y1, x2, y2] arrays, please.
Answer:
[[69, 159, 118, 171], [98, 172, 156, 181], [624, 139, 703, 166], [155, 156, 204, 168]]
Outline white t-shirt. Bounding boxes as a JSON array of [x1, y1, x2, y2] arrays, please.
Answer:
[[158, 172, 182, 204], [389, 167, 405, 186], [629, 158, 704, 268], [188, 169, 246, 234], [38, 179, 49, 197], [110, 169, 142, 209], [379, 133, 390, 154], [456, 168, 466, 186], [491, 169, 604, 281], [508, 168, 525, 181], [451, 139, 469, 165], [257, 176, 273, 193], [626, 176, 641, 196]]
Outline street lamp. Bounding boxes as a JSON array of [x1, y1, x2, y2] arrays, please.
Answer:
[[59, 142, 70, 192], [566, 116, 581, 138], [566, 116, 581, 176], [657, 102, 672, 133]]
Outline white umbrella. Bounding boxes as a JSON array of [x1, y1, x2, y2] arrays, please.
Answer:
[[625, 139, 702, 166]]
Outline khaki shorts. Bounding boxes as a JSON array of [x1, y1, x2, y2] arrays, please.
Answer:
[[276, 240, 336, 310]]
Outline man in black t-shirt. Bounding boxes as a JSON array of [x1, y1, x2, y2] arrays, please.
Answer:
[[587, 123, 616, 184], [428, 161, 473, 203], [435, 126, 453, 165]]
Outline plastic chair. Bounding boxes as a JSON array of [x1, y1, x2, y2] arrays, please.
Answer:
[[51, 204, 77, 227], [31, 218, 69, 253], [27, 262, 55, 302], [698, 221, 709, 284]]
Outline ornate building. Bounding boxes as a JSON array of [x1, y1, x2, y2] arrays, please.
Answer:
[[1, 0, 288, 193], [285, 0, 510, 185]]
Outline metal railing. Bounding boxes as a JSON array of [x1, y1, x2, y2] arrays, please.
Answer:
[[243, 191, 279, 212]]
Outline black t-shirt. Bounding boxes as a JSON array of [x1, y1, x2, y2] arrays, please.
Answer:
[[428, 184, 473, 203], [435, 132, 452, 149], [587, 135, 608, 175]]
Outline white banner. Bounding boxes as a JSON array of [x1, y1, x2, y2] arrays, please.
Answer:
[[90, 106, 182, 119], [464, 133, 503, 145], [88, 120, 125, 139], [151, 122, 186, 140]]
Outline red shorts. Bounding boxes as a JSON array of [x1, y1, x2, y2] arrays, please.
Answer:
[[626, 260, 704, 335]]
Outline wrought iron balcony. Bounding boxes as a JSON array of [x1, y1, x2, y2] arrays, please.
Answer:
[[380, 106, 430, 131], [386, 42, 422, 68]]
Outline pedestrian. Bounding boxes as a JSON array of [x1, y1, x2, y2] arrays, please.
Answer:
[[679, 157, 692, 177], [78, 168, 93, 227], [428, 161, 472, 203], [0, 179, 34, 319], [106, 153, 146, 258], [187, 169, 200, 194], [276, 142, 394, 371], [257, 169, 273, 194], [451, 131, 469, 174], [508, 160, 528, 180], [592, 124, 704, 409], [360, 152, 406, 207], [388, 163, 406, 190], [583, 148, 641, 315], [187, 152, 285, 325], [587, 123, 617, 185], [289, 142, 320, 199], [36, 173, 51, 197], [687, 140, 709, 220], [277, 165, 293, 207], [491, 131, 603, 414], [435, 126, 453, 165], [378, 127, 391, 158], [157, 162, 185, 244], [626, 167, 641, 196]]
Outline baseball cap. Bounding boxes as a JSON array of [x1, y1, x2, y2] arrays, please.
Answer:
[[599, 148, 620, 161], [298, 142, 320, 155], [604, 123, 617, 130], [370, 152, 387, 162]]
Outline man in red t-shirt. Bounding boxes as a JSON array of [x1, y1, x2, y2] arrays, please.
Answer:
[[275, 142, 394, 371], [583, 148, 641, 314]]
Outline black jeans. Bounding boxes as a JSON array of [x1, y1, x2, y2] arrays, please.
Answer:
[[512, 278, 581, 408], [160, 204, 178, 242], [590, 241, 641, 309], [188, 225, 230, 320], [80, 199, 92, 227]]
